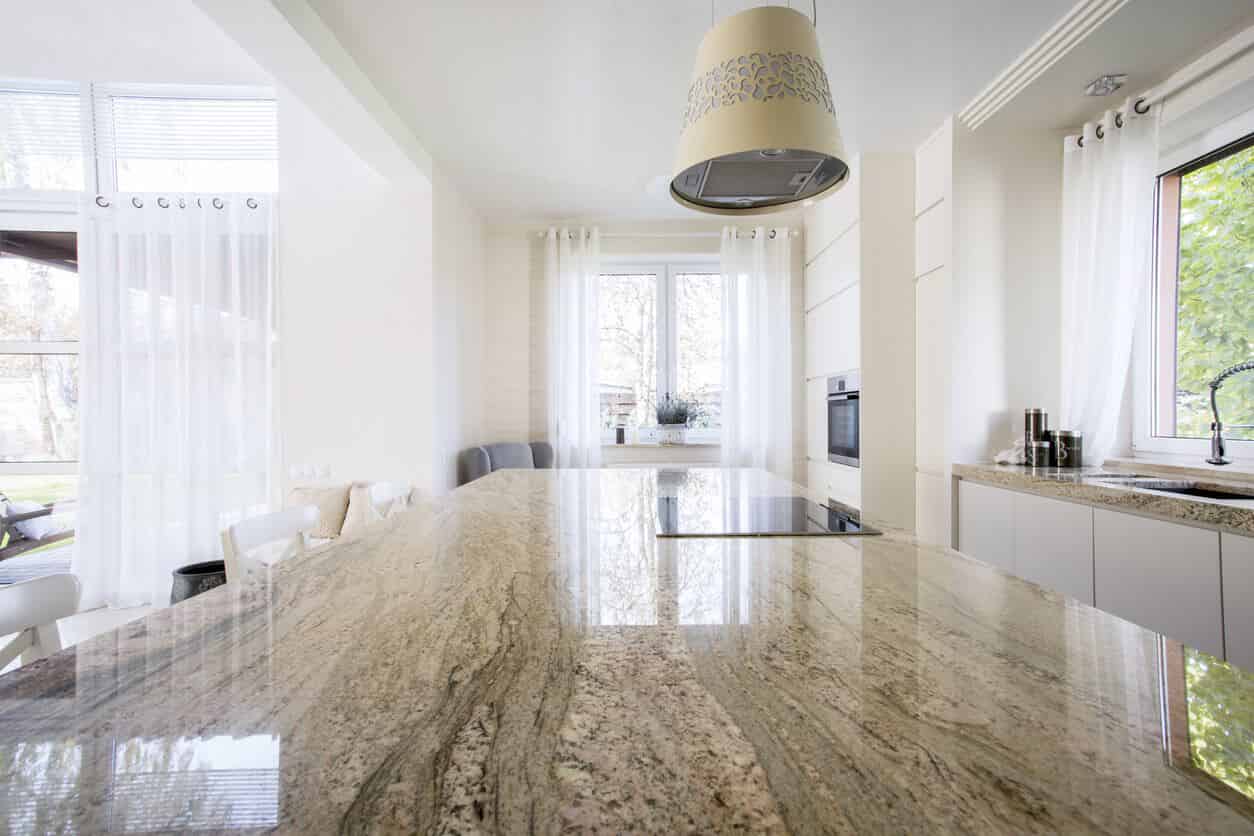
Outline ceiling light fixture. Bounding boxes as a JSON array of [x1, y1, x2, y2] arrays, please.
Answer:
[[1084, 74, 1128, 97], [670, 3, 849, 215]]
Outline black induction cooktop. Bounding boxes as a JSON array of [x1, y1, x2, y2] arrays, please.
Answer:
[[655, 496, 882, 538]]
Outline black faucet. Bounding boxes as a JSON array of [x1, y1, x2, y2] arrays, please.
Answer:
[[1207, 359, 1254, 465]]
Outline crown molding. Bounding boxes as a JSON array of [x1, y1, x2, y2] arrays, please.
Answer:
[[958, 0, 1129, 131]]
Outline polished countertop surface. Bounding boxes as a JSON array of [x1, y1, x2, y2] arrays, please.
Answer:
[[954, 461, 1254, 536], [2, 468, 1254, 833]]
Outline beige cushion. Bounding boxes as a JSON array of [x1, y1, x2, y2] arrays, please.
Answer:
[[287, 484, 350, 538], [340, 483, 381, 537]]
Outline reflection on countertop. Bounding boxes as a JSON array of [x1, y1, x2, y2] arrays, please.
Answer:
[[1, 468, 1252, 833]]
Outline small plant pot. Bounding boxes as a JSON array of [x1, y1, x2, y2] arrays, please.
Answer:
[[170, 560, 227, 604], [658, 425, 687, 445]]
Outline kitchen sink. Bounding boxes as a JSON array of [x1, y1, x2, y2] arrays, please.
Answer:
[[1092, 477, 1254, 501]]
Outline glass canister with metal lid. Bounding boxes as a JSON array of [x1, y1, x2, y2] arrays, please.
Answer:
[[1048, 431, 1084, 468]]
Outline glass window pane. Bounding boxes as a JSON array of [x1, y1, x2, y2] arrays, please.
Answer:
[[599, 272, 658, 430], [0, 231, 79, 341], [1173, 142, 1254, 441], [0, 88, 84, 191], [675, 272, 723, 430], [0, 354, 79, 462]]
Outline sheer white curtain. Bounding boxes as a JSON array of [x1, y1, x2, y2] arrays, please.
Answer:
[[75, 194, 278, 608], [1060, 100, 1159, 465], [545, 227, 602, 468], [719, 226, 794, 478]]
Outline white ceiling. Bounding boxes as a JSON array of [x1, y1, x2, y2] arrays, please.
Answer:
[[306, 0, 1077, 220], [980, 0, 1254, 135]]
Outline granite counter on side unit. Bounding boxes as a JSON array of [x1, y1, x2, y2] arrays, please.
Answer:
[[954, 461, 1254, 536], [1, 468, 1254, 833]]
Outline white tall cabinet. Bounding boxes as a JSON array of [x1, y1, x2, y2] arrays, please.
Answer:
[[802, 154, 916, 532]]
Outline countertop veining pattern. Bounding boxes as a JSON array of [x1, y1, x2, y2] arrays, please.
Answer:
[[0, 468, 1251, 833]]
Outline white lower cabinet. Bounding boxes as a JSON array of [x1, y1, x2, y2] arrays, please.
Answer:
[[958, 482, 1093, 604], [1093, 509, 1223, 659], [957, 480, 1013, 574], [1222, 533, 1254, 669], [1013, 492, 1094, 606]]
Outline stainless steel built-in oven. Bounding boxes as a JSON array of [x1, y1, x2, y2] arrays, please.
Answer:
[[827, 372, 860, 467]]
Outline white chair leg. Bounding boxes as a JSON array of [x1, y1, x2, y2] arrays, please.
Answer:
[[31, 622, 63, 660], [0, 630, 34, 670]]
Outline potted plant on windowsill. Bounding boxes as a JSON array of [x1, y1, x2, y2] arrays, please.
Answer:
[[656, 394, 699, 445]]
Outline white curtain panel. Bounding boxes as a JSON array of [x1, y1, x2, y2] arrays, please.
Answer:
[[75, 194, 278, 608], [545, 227, 603, 468], [1060, 101, 1160, 465], [719, 227, 794, 479]]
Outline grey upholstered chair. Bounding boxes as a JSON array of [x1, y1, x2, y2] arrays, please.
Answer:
[[457, 441, 555, 486]]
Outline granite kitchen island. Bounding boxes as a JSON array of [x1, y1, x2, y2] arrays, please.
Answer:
[[1, 468, 1252, 833]]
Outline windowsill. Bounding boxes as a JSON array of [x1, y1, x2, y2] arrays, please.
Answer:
[[1109, 452, 1254, 484], [603, 442, 720, 449]]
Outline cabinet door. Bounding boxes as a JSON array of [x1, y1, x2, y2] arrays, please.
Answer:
[[1093, 509, 1222, 658], [1222, 533, 1254, 670], [958, 480, 1013, 574], [1013, 492, 1094, 606]]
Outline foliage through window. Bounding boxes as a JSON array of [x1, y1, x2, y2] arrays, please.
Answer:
[[0, 232, 79, 463], [598, 264, 722, 441], [1153, 136, 1254, 442]]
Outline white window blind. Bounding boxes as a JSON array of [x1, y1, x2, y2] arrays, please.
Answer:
[[92, 89, 278, 192], [0, 87, 84, 190], [93, 92, 278, 161]]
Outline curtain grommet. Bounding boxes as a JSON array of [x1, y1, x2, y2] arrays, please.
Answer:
[[1095, 124, 1105, 140], [212, 197, 225, 210], [94, 195, 110, 208], [157, 197, 170, 209], [1115, 112, 1124, 129], [246, 197, 259, 209], [1134, 98, 1150, 115], [1077, 136, 1085, 148], [131, 197, 144, 208]]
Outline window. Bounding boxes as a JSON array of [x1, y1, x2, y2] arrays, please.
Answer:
[[0, 80, 277, 515], [0, 85, 84, 192], [1146, 134, 1254, 452], [598, 262, 722, 442], [94, 89, 278, 193], [0, 223, 80, 517]]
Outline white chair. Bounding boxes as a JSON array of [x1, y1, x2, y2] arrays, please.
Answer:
[[221, 505, 320, 583], [0, 573, 81, 669], [368, 481, 411, 516]]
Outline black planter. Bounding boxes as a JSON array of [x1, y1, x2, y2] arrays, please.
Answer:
[[170, 560, 227, 604]]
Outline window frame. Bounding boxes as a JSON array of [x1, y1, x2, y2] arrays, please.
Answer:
[[599, 256, 722, 445], [1134, 131, 1254, 459]]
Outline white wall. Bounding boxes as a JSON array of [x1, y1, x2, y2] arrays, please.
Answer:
[[0, 0, 267, 84], [278, 92, 438, 494], [431, 172, 487, 492], [950, 125, 1064, 464], [914, 120, 954, 547]]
